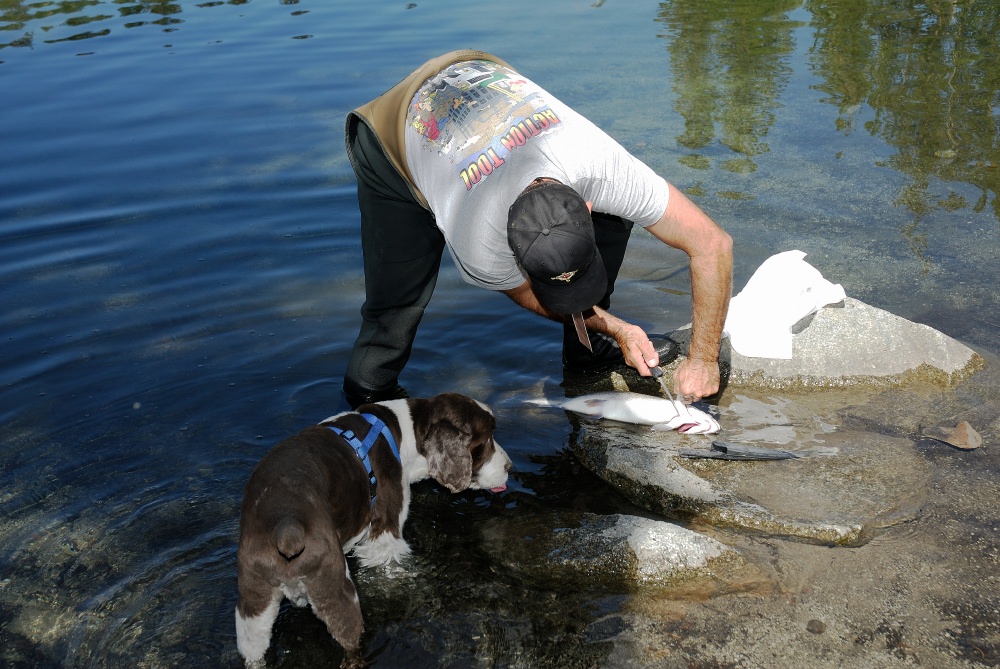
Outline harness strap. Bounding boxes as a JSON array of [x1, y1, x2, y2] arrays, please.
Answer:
[[360, 413, 401, 462], [326, 413, 400, 503]]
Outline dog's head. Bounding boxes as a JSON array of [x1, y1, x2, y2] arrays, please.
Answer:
[[413, 393, 510, 493]]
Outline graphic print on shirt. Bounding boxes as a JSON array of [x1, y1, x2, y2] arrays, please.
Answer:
[[409, 61, 563, 191]]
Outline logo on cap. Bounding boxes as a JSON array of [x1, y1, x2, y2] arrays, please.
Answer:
[[551, 270, 578, 282]]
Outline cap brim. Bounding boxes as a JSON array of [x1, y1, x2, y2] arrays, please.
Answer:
[[531, 249, 608, 315]]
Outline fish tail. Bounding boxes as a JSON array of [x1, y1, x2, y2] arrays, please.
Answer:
[[526, 398, 556, 407]]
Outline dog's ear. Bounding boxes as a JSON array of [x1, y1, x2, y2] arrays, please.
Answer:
[[423, 420, 474, 493]]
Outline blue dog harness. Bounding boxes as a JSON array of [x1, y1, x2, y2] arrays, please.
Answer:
[[326, 413, 401, 503]]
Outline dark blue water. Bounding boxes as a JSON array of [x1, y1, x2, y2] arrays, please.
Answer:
[[3, 0, 998, 666]]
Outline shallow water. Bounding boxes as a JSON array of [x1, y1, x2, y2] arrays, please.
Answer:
[[2, 0, 999, 667]]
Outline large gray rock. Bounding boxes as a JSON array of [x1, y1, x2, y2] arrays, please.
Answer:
[[666, 297, 984, 389]]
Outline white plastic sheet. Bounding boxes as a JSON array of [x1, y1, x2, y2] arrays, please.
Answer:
[[723, 250, 846, 359]]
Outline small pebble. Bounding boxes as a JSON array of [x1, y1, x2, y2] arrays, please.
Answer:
[[806, 619, 826, 634], [922, 420, 982, 450]]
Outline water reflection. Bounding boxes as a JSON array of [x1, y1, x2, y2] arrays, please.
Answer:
[[808, 0, 1000, 277], [656, 0, 800, 179], [6, 0, 998, 231], [2, 2, 165, 47], [654, 0, 999, 226]]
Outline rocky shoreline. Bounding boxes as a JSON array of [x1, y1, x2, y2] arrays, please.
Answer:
[[486, 297, 999, 667]]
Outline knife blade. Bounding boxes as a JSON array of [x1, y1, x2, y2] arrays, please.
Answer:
[[571, 312, 592, 353]]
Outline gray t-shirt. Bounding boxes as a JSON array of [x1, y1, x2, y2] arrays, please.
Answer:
[[404, 60, 670, 291]]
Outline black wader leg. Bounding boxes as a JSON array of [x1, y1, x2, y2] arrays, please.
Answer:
[[343, 119, 445, 406]]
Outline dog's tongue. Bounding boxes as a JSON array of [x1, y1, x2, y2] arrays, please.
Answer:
[[489, 484, 507, 493]]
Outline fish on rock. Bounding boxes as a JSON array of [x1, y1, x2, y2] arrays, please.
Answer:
[[530, 391, 720, 435]]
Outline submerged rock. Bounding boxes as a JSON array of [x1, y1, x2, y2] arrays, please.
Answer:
[[480, 511, 768, 595], [565, 404, 927, 546]]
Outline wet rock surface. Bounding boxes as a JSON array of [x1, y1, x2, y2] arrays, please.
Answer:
[[547, 298, 992, 546], [576, 428, 1000, 668], [504, 299, 1000, 667], [564, 400, 931, 546], [480, 511, 769, 595]]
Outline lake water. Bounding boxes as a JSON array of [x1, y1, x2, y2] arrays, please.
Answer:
[[2, 0, 998, 667]]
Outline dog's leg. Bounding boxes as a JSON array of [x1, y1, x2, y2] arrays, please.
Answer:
[[353, 488, 411, 567], [352, 529, 411, 568], [235, 588, 281, 668], [307, 552, 366, 668], [355, 461, 410, 568]]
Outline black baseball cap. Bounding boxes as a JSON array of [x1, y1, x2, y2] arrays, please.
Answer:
[[507, 181, 607, 315]]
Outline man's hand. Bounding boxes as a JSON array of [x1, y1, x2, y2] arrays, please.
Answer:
[[673, 357, 721, 402], [502, 283, 661, 375], [585, 308, 661, 374], [607, 318, 659, 375]]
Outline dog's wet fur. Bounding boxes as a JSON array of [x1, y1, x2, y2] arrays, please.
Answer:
[[235, 393, 510, 668]]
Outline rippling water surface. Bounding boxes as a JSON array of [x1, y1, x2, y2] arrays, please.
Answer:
[[2, 0, 999, 667]]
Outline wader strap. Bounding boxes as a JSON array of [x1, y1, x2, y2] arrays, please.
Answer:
[[345, 50, 514, 210]]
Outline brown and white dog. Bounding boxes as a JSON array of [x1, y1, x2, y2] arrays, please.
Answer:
[[235, 393, 511, 668]]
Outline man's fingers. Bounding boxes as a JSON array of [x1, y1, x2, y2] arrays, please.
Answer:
[[673, 357, 722, 400], [633, 336, 657, 374], [642, 338, 659, 368]]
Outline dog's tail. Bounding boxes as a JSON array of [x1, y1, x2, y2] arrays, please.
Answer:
[[274, 517, 306, 560]]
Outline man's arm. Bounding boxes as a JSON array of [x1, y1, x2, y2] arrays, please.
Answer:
[[501, 283, 666, 376], [646, 181, 733, 400], [502, 180, 731, 400]]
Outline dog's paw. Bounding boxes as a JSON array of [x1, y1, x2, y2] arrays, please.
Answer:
[[352, 533, 411, 568]]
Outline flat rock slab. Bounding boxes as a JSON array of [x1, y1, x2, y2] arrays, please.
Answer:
[[665, 297, 984, 389], [559, 360, 998, 546], [480, 511, 768, 595], [566, 388, 934, 546], [541, 299, 992, 548]]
